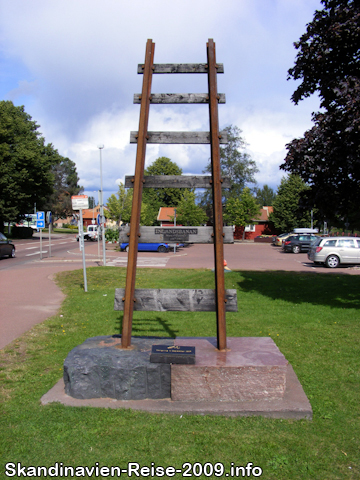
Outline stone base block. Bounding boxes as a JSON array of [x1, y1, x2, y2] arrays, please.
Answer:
[[171, 337, 288, 401], [64, 336, 288, 403], [63, 336, 172, 400]]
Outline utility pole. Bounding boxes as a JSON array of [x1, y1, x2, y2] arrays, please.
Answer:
[[98, 145, 106, 266]]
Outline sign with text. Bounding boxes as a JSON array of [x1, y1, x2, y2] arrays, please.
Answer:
[[150, 344, 195, 364], [119, 226, 234, 244], [71, 195, 89, 210], [155, 227, 198, 242]]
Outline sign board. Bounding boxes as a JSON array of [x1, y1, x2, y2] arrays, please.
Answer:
[[46, 211, 52, 223], [155, 227, 197, 242], [119, 226, 234, 244], [71, 195, 89, 210], [36, 211, 45, 229], [97, 214, 101, 226]]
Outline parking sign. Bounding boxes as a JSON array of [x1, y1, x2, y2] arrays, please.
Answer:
[[36, 211, 45, 229]]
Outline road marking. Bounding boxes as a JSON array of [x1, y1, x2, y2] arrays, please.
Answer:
[[106, 256, 170, 268], [25, 251, 48, 256], [26, 246, 39, 250]]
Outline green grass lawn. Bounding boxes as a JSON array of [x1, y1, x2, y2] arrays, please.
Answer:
[[1, 267, 359, 479]]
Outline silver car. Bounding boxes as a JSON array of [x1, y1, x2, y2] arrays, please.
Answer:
[[307, 236, 360, 268]]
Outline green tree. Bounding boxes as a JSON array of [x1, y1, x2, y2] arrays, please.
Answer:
[[107, 183, 154, 226], [282, 0, 360, 226], [224, 188, 260, 239], [142, 157, 186, 225], [106, 183, 133, 225], [45, 156, 83, 219], [255, 185, 276, 206], [200, 125, 258, 223], [202, 125, 258, 201], [0, 101, 56, 231], [173, 191, 208, 226], [270, 175, 312, 232], [88, 196, 96, 209]]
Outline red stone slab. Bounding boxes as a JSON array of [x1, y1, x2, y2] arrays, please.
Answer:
[[171, 337, 288, 401]]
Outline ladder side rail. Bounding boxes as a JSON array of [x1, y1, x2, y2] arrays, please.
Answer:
[[207, 39, 227, 351], [121, 39, 155, 349]]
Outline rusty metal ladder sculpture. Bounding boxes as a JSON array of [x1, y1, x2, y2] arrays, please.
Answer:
[[116, 39, 237, 351]]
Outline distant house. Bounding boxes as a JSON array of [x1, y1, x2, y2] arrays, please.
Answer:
[[157, 207, 177, 226], [77, 205, 115, 228], [234, 206, 277, 240], [157, 205, 277, 240], [81, 205, 102, 228], [54, 215, 78, 228]]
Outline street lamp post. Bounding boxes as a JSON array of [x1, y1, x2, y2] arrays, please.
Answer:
[[98, 145, 106, 266]]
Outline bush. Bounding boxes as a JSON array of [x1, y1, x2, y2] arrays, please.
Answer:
[[105, 228, 119, 243], [61, 224, 77, 230], [10, 226, 34, 238]]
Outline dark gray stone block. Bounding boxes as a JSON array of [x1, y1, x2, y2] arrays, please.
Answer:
[[63, 336, 173, 400]]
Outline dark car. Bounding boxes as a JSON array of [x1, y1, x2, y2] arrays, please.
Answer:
[[120, 242, 169, 253], [282, 234, 317, 253], [0, 232, 16, 258]]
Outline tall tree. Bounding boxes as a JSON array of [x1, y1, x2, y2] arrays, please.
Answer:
[[270, 175, 312, 233], [142, 157, 186, 225], [203, 125, 258, 198], [255, 184, 276, 206], [106, 182, 133, 225], [201, 125, 258, 220], [173, 191, 207, 226], [281, 0, 360, 226], [223, 187, 260, 239], [45, 156, 83, 219], [0, 101, 55, 232]]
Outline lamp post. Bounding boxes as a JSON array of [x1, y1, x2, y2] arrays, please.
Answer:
[[98, 144, 106, 266]]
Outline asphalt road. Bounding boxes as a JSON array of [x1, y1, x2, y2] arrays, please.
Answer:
[[1, 235, 359, 349]]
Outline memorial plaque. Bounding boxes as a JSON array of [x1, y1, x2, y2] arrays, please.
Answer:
[[150, 345, 195, 364]]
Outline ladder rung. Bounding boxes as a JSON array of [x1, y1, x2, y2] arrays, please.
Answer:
[[125, 175, 231, 189], [133, 93, 226, 104], [137, 63, 224, 74], [114, 288, 238, 312], [130, 131, 228, 144]]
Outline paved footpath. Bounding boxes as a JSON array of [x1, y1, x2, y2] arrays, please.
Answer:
[[1, 241, 359, 350]]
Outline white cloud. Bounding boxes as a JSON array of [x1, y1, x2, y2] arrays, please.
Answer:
[[0, 0, 323, 198]]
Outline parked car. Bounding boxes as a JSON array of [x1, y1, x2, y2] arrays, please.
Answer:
[[76, 225, 102, 242], [120, 242, 169, 253], [307, 236, 360, 268], [0, 232, 15, 258], [282, 234, 318, 253], [273, 233, 292, 246]]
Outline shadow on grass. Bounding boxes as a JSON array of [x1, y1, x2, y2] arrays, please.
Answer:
[[236, 270, 360, 310], [116, 315, 179, 338]]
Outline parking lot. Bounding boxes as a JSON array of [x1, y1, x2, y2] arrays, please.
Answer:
[[160, 242, 360, 274], [102, 241, 360, 275]]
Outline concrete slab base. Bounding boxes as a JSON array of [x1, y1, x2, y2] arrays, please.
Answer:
[[42, 336, 312, 419]]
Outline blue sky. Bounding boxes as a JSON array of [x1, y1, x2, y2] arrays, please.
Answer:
[[0, 0, 322, 204]]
